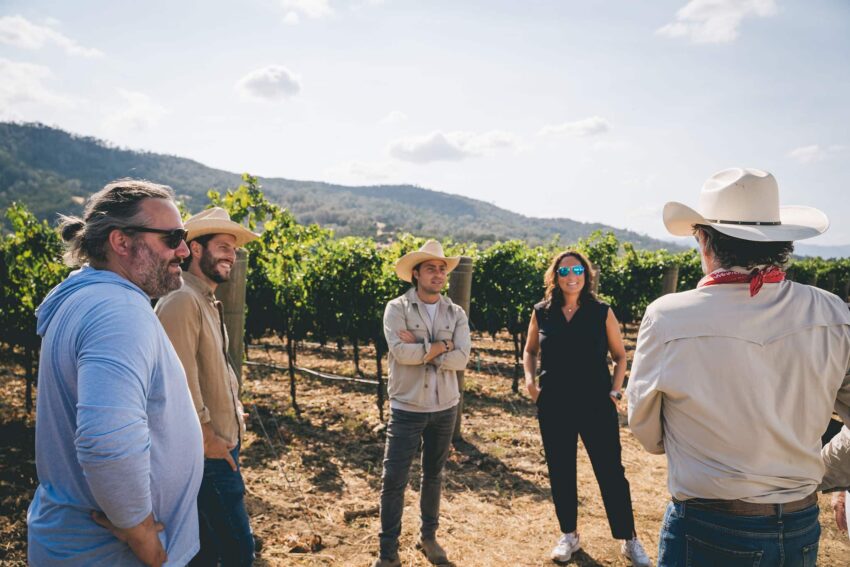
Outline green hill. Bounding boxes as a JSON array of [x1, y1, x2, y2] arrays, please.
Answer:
[[0, 122, 681, 250]]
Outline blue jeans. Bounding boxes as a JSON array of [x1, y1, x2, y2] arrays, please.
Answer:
[[657, 500, 820, 567], [190, 444, 254, 567], [378, 405, 458, 559]]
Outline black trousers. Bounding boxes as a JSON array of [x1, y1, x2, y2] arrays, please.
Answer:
[[537, 389, 636, 539]]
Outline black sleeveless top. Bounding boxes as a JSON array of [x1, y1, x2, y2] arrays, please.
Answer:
[[534, 299, 612, 401]]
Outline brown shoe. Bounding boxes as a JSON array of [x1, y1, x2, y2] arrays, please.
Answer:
[[371, 556, 401, 567], [417, 538, 450, 565]]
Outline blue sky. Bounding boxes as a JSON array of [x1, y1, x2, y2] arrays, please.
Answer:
[[1, 0, 848, 246]]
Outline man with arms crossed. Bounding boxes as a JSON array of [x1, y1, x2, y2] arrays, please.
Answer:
[[628, 168, 850, 566], [155, 207, 258, 566], [28, 179, 204, 566], [373, 240, 471, 567]]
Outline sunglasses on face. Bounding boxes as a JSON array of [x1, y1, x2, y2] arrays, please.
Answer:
[[123, 226, 188, 249], [557, 265, 585, 277]]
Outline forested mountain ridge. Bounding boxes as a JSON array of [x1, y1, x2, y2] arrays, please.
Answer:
[[0, 122, 678, 249]]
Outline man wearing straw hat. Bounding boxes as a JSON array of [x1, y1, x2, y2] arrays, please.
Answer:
[[628, 168, 850, 566], [373, 240, 471, 567], [156, 207, 259, 566]]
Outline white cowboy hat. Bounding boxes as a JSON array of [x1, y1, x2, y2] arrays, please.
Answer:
[[663, 168, 829, 242], [395, 240, 460, 283], [184, 207, 260, 247]]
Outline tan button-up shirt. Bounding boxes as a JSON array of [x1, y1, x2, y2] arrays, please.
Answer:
[[628, 272, 850, 503], [384, 287, 471, 410], [156, 271, 245, 446]]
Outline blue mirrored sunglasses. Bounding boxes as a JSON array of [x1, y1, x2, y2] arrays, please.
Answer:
[[557, 265, 585, 277]]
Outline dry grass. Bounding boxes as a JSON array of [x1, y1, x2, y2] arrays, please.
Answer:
[[1, 330, 848, 566]]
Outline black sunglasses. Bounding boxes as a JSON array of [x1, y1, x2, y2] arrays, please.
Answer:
[[123, 226, 188, 249]]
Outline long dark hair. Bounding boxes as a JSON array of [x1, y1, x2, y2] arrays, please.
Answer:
[[542, 250, 598, 310]]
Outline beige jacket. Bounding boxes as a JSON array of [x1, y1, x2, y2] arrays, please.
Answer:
[[383, 287, 471, 409], [628, 274, 850, 503], [155, 271, 245, 447]]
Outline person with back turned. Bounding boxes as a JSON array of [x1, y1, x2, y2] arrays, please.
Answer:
[[628, 168, 850, 566]]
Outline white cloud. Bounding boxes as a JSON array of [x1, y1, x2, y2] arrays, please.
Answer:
[[235, 65, 301, 101], [538, 116, 611, 137], [0, 15, 103, 57], [657, 0, 777, 44], [102, 89, 167, 133], [380, 110, 408, 125], [280, 0, 333, 23], [388, 130, 519, 164], [787, 144, 848, 164], [0, 58, 72, 117]]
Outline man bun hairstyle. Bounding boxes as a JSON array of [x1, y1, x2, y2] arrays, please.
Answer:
[[58, 178, 175, 267]]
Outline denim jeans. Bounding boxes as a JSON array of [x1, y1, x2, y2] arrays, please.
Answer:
[[657, 500, 820, 567], [190, 444, 255, 567], [378, 405, 458, 559]]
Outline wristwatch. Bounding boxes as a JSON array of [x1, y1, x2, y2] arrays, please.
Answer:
[[442, 339, 450, 351], [609, 390, 623, 400]]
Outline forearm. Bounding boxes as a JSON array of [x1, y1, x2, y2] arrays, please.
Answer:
[[388, 341, 429, 365], [424, 341, 447, 364], [821, 427, 850, 493], [523, 350, 538, 383], [437, 341, 470, 370], [611, 355, 627, 391], [436, 318, 471, 371], [77, 410, 152, 528]]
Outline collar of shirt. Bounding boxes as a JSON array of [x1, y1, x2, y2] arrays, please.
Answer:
[[181, 271, 216, 302]]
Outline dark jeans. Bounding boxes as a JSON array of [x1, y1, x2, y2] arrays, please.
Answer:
[[657, 500, 820, 567], [378, 405, 458, 559], [190, 444, 254, 567], [537, 390, 636, 539]]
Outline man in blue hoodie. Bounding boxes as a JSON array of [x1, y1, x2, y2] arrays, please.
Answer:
[[27, 179, 204, 567]]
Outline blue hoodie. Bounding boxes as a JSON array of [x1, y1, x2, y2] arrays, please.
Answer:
[[27, 266, 204, 566]]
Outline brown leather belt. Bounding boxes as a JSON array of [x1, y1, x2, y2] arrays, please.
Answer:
[[672, 493, 818, 516]]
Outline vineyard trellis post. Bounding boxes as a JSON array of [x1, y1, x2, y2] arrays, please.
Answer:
[[448, 256, 473, 442], [216, 248, 249, 387], [661, 265, 679, 295]]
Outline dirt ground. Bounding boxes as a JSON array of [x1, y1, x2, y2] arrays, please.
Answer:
[[1, 330, 848, 566]]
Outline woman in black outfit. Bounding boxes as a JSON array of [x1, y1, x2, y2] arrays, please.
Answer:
[[523, 250, 651, 566]]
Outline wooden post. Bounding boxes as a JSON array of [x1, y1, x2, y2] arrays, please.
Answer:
[[591, 263, 600, 295], [215, 248, 248, 387], [661, 265, 679, 295], [448, 256, 473, 442]]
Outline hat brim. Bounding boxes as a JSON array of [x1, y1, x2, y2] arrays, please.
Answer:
[[663, 202, 829, 242], [395, 251, 460, 282], [186, 220, 260, 248]]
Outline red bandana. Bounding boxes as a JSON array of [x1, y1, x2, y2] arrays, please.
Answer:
[[697, 266, 786, 297]]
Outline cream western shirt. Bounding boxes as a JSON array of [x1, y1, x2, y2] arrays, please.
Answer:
[[156, 271, 245, 447], [628, 271, 850, 503], [384, 287, 470, 411]]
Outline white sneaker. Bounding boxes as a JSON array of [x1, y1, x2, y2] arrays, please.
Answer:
[[621, 537, 652, 567], [551, 531, 581, 563]]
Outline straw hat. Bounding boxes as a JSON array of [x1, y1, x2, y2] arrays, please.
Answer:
[[663, 168, 829, 242], [395, 240, 460, 282], [184, 207, 260, 247]]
